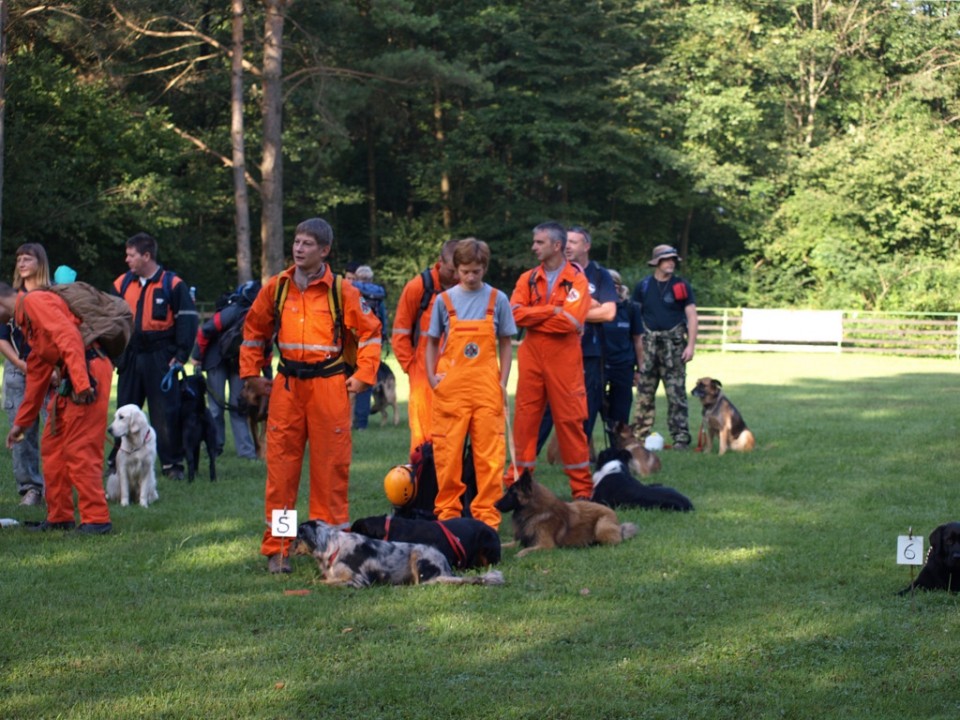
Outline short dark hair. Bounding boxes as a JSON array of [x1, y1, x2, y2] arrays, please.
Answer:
[[295, 218, 334, 248], [567, 225, 592, 247], [126, 232, 159, 261], [440, 238, 459, 263], [534, 221, 567, 251], [453, 238, 490, 269]]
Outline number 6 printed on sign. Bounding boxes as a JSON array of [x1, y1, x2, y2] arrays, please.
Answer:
[[897, 535, 924, 566]]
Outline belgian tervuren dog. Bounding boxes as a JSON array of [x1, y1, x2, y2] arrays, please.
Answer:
[[494, 471, 637, 558]]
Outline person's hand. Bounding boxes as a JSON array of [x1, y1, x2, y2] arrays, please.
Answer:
[[682, 345, 695, 363], [6, 425, 24, 449], [428, 373, 446, 390], [74, 387, 96, 405], [244, 376, 273, 399], [345, 376, 370, 394]]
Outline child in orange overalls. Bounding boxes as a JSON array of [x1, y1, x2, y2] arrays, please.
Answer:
[[425, 239, 516, 530]]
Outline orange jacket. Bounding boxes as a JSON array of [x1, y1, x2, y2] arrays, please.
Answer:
[[239, 264, 382, 386], [391, 264, 443, 374], [113, 267, 198, 363], [510, 261, 591, 336], [13, 292, 91, 428]]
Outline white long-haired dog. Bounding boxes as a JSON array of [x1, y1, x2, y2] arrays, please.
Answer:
[[106, 404, 159, 508]]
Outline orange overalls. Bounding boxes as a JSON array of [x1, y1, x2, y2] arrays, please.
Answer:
[[431, 289, 505, 530], [239, 265, 382, 558], [15, 292, 112, 526], [392, 265, 444, 455], [510, 262, 593, 499]]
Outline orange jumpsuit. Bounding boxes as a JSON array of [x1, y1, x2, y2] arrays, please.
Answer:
[[510, 262, 593, 498], [15, 292, 112, 526], [239, 265, 381, 558], [391, 265, 444, 455], [431, 289, 506, 530]]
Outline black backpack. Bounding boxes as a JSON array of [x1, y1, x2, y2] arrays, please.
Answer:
[[217, 307, 249, 362]]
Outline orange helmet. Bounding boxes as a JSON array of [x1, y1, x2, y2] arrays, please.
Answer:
[[383, 464, 416, 507]]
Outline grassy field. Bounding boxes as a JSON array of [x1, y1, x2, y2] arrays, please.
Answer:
[[1, 351, 958, 719]]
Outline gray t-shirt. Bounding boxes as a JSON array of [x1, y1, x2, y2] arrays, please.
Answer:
[[427, 283, 517, 339]]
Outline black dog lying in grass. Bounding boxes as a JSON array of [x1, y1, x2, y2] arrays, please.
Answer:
[[899, 521, 960, 595], [592, 448, 693, 512], [350, 515, 501, 569]]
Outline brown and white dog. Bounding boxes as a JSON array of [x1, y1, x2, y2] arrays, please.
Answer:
[[691, 377, 755, 455], [611, 421, 662, 477], [369, 363, 399, 426]]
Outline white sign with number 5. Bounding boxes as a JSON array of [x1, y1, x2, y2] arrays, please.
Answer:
[[897, 535, 924, 565], [272, 509, 298, 538]]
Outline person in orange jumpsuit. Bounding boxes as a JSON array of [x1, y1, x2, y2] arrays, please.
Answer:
[[391, 240, 459, 455], [240, 218, 382, 574], [510, 221, 593, 499], [0, 283, 113, 534], [425, 239, 516, 530]]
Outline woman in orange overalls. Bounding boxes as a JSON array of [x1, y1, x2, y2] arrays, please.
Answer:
[[425, 239, 515, 530]]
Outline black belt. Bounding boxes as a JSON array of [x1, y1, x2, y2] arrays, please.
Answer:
[[277, 356, 348, 380]]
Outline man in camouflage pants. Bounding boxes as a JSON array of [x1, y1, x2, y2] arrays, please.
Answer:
[[631, 245, 698, 449]]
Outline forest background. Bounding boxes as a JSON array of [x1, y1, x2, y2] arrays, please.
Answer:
[[1, 0, 959, 312]]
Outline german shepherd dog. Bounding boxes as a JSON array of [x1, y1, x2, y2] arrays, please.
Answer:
[[592, 447, 693, 512], [691, 377, 756, 455], [611, 421, 661, 477], [370, 363, 399, 426], [293, 520, 505, 588], [350, 515, 501, 569], [239, 379, 270, 459], [494, 471, 638, 558], [899, 522, 960, 595]]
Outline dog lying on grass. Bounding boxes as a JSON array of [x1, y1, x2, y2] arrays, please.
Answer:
[[899, 521, 960, 595], [610, 421, 661, 477], [592, 448, 693, 512], [350, 514, 501, 569], [494, 471, 638, 558], [293, 520, 504, 588]]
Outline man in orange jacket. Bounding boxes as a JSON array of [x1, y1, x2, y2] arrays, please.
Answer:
[[240, 218, 382, 574], [391, 240, 458, 455], [0, 283, 113, 534], [510, 221, 593, 499]]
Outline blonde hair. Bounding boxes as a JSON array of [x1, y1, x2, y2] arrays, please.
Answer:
[[12, 243, 51, 290]]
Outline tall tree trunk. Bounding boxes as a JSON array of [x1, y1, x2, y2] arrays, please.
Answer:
[[0, 0, 8, 259], [232, 0, 252, 284], [260, 0, 286, 279], [365, 116, 378, 258]]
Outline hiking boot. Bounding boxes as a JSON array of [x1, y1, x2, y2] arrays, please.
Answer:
[[672, 442, 689, 451], [267, 553, 292, 574], [75, 522, 113, 535], [25, 519, 76, 532], [162, 465, 185, 481], [19, 488, 43, 506]]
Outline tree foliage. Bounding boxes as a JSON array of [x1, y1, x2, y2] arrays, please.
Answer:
[[2, 0, 960, 310]]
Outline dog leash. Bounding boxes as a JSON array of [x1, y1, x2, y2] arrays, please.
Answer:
[[160, 362, 184, 394], [502, 388, 519, 484]]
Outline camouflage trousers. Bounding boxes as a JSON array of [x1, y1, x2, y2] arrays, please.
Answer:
[[634, 324, 691, 446]]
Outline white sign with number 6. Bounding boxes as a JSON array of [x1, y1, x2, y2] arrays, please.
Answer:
[[272, 509, 298, 538], [897, 535, 924, 565]]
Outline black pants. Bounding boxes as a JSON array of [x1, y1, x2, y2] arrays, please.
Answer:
[[116, 348, 184, 468]]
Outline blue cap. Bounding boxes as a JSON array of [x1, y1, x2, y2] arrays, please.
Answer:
[[54, 265, 77, 284]]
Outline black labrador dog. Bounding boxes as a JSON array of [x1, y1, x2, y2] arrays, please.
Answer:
[[899, 521, 960, 595], [350, 515, 501, 569], [592, 447, 694, 512], [180, 373, 219, 482]]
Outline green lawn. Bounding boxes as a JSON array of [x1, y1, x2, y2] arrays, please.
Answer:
[[1, 351, 958, 719]]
